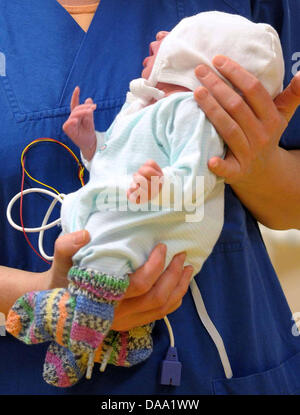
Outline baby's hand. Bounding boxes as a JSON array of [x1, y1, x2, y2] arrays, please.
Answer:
[[63, 86, 97, 161], [127, 160, 164, 204]]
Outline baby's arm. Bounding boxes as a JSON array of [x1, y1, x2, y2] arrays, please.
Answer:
[[63, 86, 97, 161]]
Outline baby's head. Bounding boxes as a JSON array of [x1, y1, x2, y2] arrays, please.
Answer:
[[142, 11, 284, 99]]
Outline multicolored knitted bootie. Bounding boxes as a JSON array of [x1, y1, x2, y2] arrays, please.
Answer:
[[43, 342, 90, 387], [97, 325, 154, 368], [6, 265, 129, 387]]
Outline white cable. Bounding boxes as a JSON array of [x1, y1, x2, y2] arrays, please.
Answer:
[[38, 195, 66, 261], [8, 187, 177, 372], [6, 188, 65, 260], [163, 316, 175, 347]]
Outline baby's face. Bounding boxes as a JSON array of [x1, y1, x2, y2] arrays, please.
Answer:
[[141, 31, 169, 79]]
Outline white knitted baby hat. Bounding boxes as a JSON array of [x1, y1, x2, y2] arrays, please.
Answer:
[[148, 11, 284, 97], [126, 11, 284, 112]]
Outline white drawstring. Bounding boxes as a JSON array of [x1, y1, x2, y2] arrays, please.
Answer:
[[190, 278, 233, 379]]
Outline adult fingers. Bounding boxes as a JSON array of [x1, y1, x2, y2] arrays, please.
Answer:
[[124, 244, 167, 299], [194, 86, 250, 160], [195, 63, 264, 144], [274, 71, 300, 123], [212, 55, 278, 122], [208, 152, 241, 182], [49, 230, 90, 289], [112, 265, 193, 331], [145, 252, 189, 311], [121, 252, 187, 315]]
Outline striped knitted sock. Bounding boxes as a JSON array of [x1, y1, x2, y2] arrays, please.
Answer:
[[66, 266, 129, 357], [96, 324, 154, 368], [6, 265, 129, 387], [6, 288, 69, 345], [43, 342, 90, 387]]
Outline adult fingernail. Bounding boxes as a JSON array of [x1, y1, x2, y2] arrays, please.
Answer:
[[159, 244, 167, 255], [73, 230, 87, 245], [196, 65, 209, 78], [214, 55, 227, 68], [195, 87, 208, 99], [184, 266, 194, 278], [209, 159, 218, 169], [177, 252, 187, 261]]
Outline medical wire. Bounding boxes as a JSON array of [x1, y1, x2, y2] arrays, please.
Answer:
[[8, 138, 177, 380]]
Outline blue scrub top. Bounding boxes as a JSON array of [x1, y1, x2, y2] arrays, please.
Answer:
[[0, 0, 300, 395]]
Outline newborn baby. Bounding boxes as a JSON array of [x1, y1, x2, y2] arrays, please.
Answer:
[[6, 11, 284, 387]]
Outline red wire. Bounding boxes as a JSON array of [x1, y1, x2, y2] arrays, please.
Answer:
[[20, 156, 51, 265]]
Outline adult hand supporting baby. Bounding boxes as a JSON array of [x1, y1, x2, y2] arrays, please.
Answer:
[[194, 57, 300, 229], [44, 229, 91, 289], [112, 246, 193, 331], [46, 231, 192, 332]]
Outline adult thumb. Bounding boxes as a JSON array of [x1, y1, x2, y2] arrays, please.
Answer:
[[274, 72, 300, 122], [51, 230, 90, 279]]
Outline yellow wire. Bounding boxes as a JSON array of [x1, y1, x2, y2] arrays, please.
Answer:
[[20, 138, 85, 195]]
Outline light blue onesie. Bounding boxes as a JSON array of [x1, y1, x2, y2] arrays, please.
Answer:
[[61, 91, 225, 279]]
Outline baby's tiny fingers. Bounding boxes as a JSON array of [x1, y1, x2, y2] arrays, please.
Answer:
[[138, 166, 162, 180], [70, 108, 94, 121], [84, 97, 95, 105], [133, 172, 149, 188], [129, 181, 140, 192], [144, 159, 162, 171], [127, 189, 141, 204], [71, 103, 96, 114], [70, 86, 80, 111], [63, 118, 78, 135]]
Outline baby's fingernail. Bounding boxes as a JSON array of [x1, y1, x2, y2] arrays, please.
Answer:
[[73, 230, 87, 245]]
